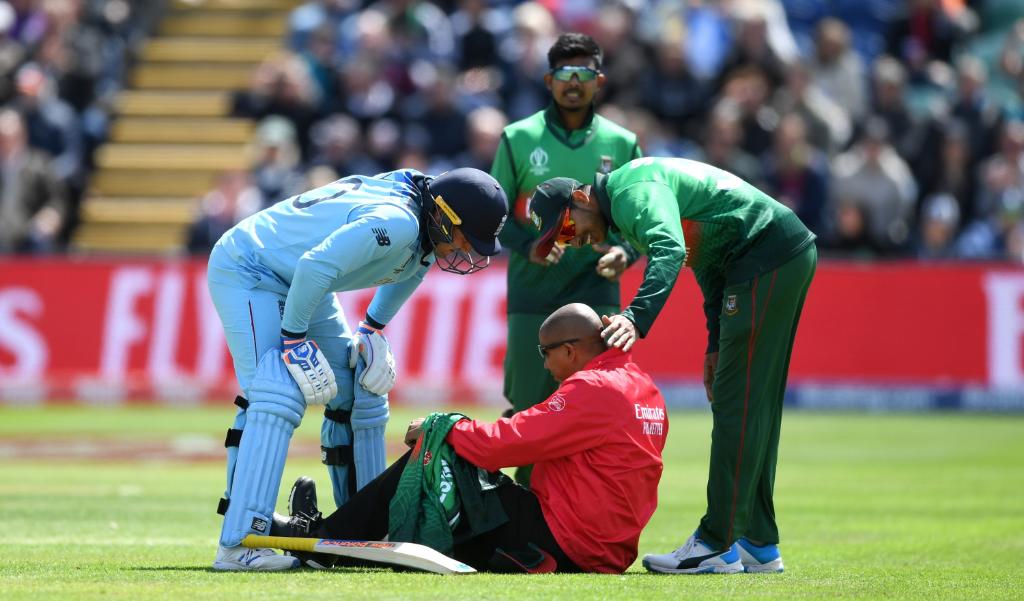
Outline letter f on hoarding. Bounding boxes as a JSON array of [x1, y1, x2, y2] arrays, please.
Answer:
[[983, 273, 1024, 388], [100, 268, 153, 378]]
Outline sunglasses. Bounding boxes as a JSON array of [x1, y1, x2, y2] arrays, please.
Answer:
[[537, 338, 581, 358], [537, 334, 603, 358], [550, 66, 600, 82], [555, 207, 576, 244]]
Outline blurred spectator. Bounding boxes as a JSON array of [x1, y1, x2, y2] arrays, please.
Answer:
[[232, 53, 321, 158], [886, 0, 970, 84], [365, 117, 403, 172], [186, 170, 261, 255], [248, 116, 306, 207], [590, 3, 646, 107], [950, 56, 1005, 169], [975, 120, 1024, 221], [373, 0, 456, 64], [337, 53, 397, 123], [831, 117, 918, 252], [809, 17, 867, 121], [915, 193, 960, 259], [0, 3, 27, 104], [695, 101, 761, 185], [12, 63, 82, 188], [0, 107, 66, 253], [8, 0, 48, 50], [300, 24, 341, 115], [716, 2, 793, 92], [681, 0, 731, 81], [915, 119, 976, 222], [451, 0, 501, 71], [762, 112, 830, 234], [453, 105, 506, 172], [619, 105, 698, 159], [496, 2, 555, 120], [773, 60, 851, 155], [401, 64, 468, 159], [288, 0, 360, 53], [719, 65, 778, 157], [638, 30, 709, 139], [826, 198, 882, 259], [957, 190, 1024, 260], [868, 56, 918, 161], [309, 114, 379, 177]]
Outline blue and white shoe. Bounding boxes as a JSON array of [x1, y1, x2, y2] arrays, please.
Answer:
[[213, 544, 300, 571], [642, 533, 744, 574], [736, 537, 784, 573]]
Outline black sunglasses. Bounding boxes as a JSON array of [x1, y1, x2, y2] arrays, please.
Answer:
[[537, 334, 603, 358], [537, 338, 580, 358]]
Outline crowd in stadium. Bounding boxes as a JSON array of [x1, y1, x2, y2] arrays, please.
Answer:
[[2, 0, 1024, 263]]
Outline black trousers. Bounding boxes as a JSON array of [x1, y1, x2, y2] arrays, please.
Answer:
[[315, 451, 581, 572]]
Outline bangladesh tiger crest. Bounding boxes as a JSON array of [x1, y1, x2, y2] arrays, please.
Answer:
[[724, 294, 739, 316]]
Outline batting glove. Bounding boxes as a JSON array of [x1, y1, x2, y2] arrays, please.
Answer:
[[281, 336, 338, 406], [348, 321, 396, 395]]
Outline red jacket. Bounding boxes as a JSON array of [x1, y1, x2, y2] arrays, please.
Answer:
[[447, 349, 667, 573]]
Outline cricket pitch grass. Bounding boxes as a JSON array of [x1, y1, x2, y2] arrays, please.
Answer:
[[1, 405, 1022, 600]]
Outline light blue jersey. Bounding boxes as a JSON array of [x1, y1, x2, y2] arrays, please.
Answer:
[[212, 169, 435, 334]]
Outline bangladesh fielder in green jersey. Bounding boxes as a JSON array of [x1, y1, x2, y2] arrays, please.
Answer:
[[529, 156, 816, 575], [489, 33, 641, 486]]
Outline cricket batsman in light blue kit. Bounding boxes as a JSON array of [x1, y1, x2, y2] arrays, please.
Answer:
[[206, 167, 508, 571]]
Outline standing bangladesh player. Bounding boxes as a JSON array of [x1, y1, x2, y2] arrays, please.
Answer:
[[207, 167, 507, 570], [490, 33, 641, 486], [528, 157, 816, 574]]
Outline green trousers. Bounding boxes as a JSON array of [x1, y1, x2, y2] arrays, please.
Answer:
[[504, 305, 618, 486], [697, 244, 817, 550]]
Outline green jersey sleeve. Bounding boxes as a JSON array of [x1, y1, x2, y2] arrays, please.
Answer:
[[490, 133, 533, 257], [613, 182, 687, 336], [611, 143, 645, 266]]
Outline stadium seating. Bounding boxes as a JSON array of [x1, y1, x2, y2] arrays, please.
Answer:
[[72, 0, 298, 254]]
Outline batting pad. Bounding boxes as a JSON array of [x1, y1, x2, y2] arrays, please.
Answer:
[[352, 359, 389, 490], [322, 386, 354, 508], [223, 406, 247, 502], [221, 352, 306, 547]]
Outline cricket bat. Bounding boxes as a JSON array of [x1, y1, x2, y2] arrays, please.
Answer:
[[242, 535, 477, 575]]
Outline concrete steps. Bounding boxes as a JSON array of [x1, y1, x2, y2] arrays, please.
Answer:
[[81, 198, 197, 224], [141, 37, 281, 63], [73, 0, 298, 254], [131, 64, 255, 90], [91, 170, 220, 198], [110, 117, 253, 144], [96, 143, 249, 171], [116, 90, 231, 117]]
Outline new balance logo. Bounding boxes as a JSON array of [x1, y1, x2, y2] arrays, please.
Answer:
[[251, 517, 268, 533], [372, 227, 391, 246]]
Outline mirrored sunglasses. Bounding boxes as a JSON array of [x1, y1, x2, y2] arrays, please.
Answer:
[[550, 66, 599, 82], [555, 208, 576, 243]]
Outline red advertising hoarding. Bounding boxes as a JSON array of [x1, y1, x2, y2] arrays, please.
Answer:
[[1, 258, 1022, 409]]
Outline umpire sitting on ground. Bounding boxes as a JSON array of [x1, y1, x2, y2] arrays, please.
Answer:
[[273, 303, 668, 573]]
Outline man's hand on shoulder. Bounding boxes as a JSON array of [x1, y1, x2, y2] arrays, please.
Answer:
[[600, 314, 638, 352]]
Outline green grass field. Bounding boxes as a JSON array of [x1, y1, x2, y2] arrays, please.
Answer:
[[1, 406, 1022, 600]]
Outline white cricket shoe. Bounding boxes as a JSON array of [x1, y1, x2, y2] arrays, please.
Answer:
[[736, 537, 785, 573], [642, 533, 743, 574], [213, 544, 300, 571]]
